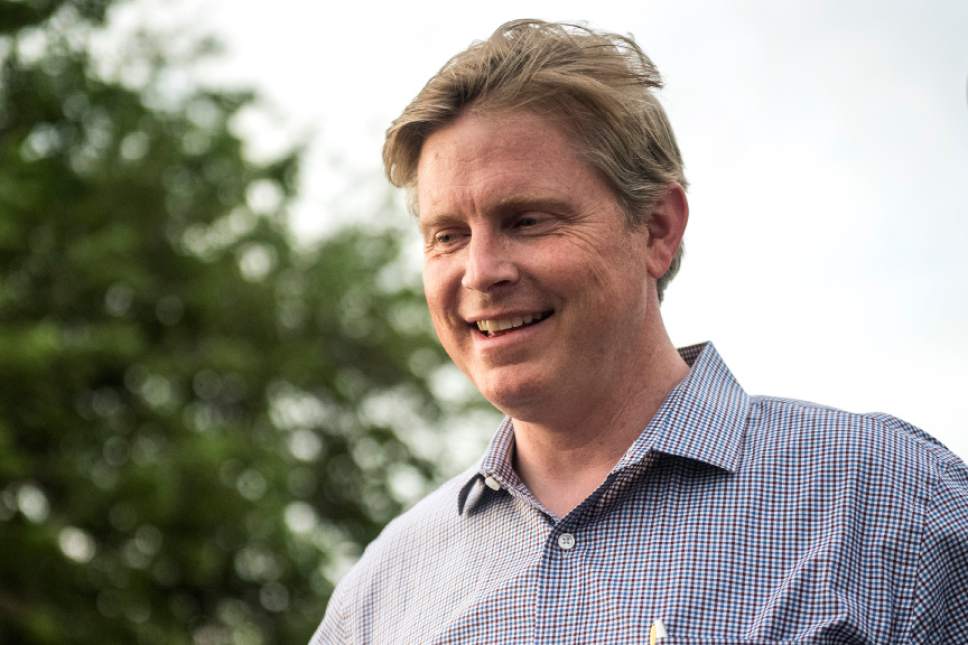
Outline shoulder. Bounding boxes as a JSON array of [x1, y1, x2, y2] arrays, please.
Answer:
[[312, 465, 479, 643], [748, 394, 962, 483], [742, 396, 968, 638], [369, 465, 474, 553], [340, 463, 475, 591], [741, 395, 968, 541]]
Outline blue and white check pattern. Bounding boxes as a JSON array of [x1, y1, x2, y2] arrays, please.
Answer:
[[312, 343, 968, 644]]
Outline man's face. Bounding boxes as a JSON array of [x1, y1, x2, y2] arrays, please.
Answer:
[[416, 109, 657, 418]]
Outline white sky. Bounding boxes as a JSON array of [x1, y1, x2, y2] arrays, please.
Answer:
[[114, 0, 968, 461]]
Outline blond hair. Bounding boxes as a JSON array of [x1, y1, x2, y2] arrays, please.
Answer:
[[384, 19, 687, 298]]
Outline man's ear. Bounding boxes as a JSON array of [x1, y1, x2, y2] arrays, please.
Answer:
[[644, 182, 688, 280]]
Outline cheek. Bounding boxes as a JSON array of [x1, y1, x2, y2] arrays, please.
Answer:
[[422, 264, 458, 335], [577, 248, 650, 318], [421, 262, 445, 305]]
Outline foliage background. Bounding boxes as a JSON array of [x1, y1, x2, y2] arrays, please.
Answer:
[[0, 1, 491, 642]]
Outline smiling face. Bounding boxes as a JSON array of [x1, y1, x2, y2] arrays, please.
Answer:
[[416, 109, 668, 421]]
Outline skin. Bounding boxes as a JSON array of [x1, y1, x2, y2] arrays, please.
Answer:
[[416, 109, 690, 517]]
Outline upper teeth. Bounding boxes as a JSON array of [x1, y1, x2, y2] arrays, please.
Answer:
[[477, 314, 541, 333]]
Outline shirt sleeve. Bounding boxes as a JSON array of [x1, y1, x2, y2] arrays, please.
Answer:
[[910, 459, 968, 643]]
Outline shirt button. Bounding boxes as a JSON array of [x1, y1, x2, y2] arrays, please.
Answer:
[[557, 533, 576, 550], [483, 476, 501, 491]]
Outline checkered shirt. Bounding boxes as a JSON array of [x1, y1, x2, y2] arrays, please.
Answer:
[[311, 343, 968, 644]]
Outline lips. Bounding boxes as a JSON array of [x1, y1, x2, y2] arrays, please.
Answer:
[[472, 310, 553, 337]]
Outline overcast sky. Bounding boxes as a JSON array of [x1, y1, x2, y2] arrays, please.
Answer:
[[114, 0, 968, 460]]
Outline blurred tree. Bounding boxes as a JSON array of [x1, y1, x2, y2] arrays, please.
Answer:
[[0, 1, 468, 643]]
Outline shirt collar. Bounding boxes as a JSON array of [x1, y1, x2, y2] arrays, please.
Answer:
[[618, 342, 749, 474], [457, 342, 750, 514], [456, 418, 519, 515]]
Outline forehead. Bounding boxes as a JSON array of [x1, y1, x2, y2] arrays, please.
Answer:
[[414, 110, 599, 218]]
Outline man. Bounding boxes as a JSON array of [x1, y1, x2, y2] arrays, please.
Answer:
[[313, 20, 968, 643]]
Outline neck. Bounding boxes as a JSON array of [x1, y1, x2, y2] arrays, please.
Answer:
[[510, 328, 689, 519]]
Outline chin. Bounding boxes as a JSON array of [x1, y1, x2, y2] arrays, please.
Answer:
[[477, 376, 549, 419]]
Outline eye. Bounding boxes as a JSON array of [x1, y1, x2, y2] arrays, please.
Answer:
[[511, 212, 551, 232], [429, 228, 466, 251]]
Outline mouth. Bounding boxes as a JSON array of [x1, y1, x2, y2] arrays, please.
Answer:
[[470, 310, 554, 338]]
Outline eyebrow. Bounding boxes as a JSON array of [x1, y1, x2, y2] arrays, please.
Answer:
[[492, 195, 575, 217], [419, 194, 575, 230], [418, 212, 464, 235]]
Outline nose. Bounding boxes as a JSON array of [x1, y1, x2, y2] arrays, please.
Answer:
[[461, 231, 519, 293]]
